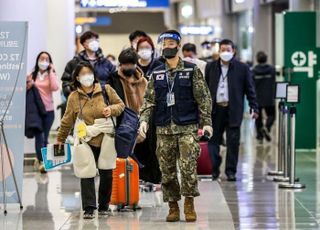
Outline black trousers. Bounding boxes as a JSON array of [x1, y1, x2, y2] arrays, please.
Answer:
[[208, 105, 240, 176], [80, 145, 113, 211], [134, 110, 161, 184], [255, 106, 275, 137]]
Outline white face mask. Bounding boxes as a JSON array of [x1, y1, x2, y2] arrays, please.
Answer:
[[88, 40, 99, 52], [211, 46, 219, 55], [183, 56, 196, 64], [138, 49, 153, 60], [38, 61, 49, 71], [79, 74, 94, 87], [220, 51, 234, 62], [202, 49, 212, 58]]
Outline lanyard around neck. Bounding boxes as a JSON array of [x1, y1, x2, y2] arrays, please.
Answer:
[[166, 71, 177, 93], [221, 66, 228, 81]]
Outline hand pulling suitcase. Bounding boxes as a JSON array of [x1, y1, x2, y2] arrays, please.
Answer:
[[111, 157, 140, 211], [197, 141, 213, 176]]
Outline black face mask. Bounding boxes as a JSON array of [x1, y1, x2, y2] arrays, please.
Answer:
[[122, 68, 136, 77], [162, 47, 178, 59]]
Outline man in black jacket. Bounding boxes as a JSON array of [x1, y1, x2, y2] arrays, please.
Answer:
[[253, 51, 276, 143], [205, 39, 259, 181], [61, 31, 115, 99], [129, 30, 147, 50]]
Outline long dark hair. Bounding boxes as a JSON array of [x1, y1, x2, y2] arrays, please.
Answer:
[[31, 51, 53, 81], [72, 62, 98, 89]]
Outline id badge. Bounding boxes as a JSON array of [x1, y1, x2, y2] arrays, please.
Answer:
[[167, 93, 175, 107], [75, 118, 87, 138], [218, 87, 225, 97]]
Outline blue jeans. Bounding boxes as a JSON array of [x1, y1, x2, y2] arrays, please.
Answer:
[[35, 111, 55, 162]]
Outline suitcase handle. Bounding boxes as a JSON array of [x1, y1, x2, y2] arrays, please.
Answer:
[[126, 162, 133, 172], [199, 131, 210, 142]]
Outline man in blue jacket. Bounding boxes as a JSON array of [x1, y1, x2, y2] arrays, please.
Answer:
[[205, 39, 259, 181], [61, 31, 115, 99]]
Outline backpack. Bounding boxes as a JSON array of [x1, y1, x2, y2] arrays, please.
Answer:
[[100, 84, 140, 159]]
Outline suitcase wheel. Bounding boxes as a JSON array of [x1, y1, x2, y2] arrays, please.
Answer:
[[117, 204, 125, 212], [132, 204, 137, 211]]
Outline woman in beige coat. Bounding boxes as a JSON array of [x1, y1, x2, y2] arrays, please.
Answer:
[[56, 62, 125, 219]]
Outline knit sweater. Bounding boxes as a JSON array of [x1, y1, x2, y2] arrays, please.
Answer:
[[27, 70, 59, 111]]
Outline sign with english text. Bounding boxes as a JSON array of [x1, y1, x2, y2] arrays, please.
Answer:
[[0, 21, 28, 203]]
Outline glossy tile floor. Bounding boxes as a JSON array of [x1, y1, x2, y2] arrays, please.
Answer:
[[1, 120, 320, 230]]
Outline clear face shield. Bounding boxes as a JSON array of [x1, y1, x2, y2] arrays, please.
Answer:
[[201, 40, 221, 59], [211, 42, 220, 55], [157, 33, 181, 58], [201, 43, 212, 58]]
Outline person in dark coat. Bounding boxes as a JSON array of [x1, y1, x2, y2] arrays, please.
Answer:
[[25, 85, 47, 138], [107, 48, 161, 184], [253, 51, 276, 143], [135, 37, 162, 184], [129, 30, 147, 50], [205, 39, 259, 181], [61, 31, 115, 99], [136, 36, 163, 78], [135, 84, 162, 185]]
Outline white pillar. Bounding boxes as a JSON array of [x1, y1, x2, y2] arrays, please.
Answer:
[[46, 0, 75, 129], [253, 1, 273, 64], [0, 0, 48, 71], [0, 0, 75, 153]]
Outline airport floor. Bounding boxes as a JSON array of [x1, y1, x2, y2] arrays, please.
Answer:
[[1, 120, 320, 230]]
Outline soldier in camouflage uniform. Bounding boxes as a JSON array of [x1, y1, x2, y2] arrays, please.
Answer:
[[139, 30, 213, 222]]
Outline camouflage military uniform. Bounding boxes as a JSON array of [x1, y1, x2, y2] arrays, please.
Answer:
[[140, 58, 212, 202]]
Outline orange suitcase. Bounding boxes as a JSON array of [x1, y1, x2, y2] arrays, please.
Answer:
[[111, 157, 140, 211]]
